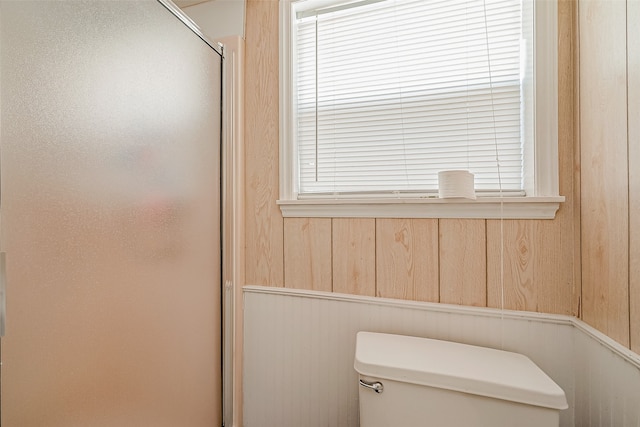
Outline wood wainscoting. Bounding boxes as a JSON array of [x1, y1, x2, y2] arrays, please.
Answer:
[[243, 286, 640, 427]]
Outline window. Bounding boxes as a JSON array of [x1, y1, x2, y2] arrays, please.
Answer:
[[279, 0, 563, 219]]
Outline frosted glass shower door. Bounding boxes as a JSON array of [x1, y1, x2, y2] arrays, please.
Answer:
[[0, 1, 222, 426]]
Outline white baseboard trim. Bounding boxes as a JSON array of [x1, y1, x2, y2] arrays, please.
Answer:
[[244, 285, 576, 323]]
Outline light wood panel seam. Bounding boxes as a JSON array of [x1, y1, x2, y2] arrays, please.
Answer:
[[569, 0, 582, 319], [484, 219, 489, 307], [575, 0, 582, 321], [627, 0, 640, 353], [626, 0, 631, 349], [576, 0, 583, 320], [374, 218, 378, 298], [330, 218, 334, 293], [283, 219, 286, 288], [282, 214, 286, 288], [626, 0, 634, 349], [437, 219, 441, 303], [436, 219, 441, 303]]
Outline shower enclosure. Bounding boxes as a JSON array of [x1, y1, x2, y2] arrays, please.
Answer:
[[0, 1, 223, 425]]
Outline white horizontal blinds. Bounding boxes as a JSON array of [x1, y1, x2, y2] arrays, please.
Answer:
[[295, 0, 526, 196]]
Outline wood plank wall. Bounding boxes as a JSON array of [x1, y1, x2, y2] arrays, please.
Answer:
[[244, 0, 283, 287], [579, 0, 638, 350], [628, 0, 640, 355], [244, 0, 579, 330]]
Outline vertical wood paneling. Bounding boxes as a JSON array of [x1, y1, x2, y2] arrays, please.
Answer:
[[533, 219, 577, 315], [579, 0, 630, 346], [558, 0, 581, 318], [244, 0, 283, 287], [484, 1, 579, 317], [332, 219, 375, 296], [629, 0, 640, 354], [487, 220, 537, 311], [487, 219, 576, 315], [284, 218, 332, 292], [376, 219, 439, 302], [439, 219, 486, 307]]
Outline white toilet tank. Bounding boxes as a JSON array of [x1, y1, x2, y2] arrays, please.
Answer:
[[354, 332, 568, 427]]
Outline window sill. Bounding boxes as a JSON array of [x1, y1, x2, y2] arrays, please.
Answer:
[[277, 196, 565, 219]]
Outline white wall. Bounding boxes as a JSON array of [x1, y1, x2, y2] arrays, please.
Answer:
[[573, 323, 640, 426], [182, 0, 245, 41], [243, 286, 640, 427]]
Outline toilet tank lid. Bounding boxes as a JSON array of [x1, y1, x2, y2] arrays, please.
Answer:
[[354, 332, 568, 410]]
